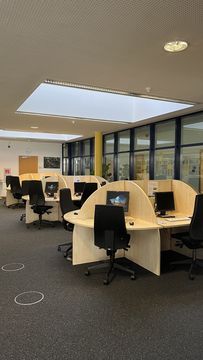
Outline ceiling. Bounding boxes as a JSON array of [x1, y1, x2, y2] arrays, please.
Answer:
[[0, 0, 203, 142]]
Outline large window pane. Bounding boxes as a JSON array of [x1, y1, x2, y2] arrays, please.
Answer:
[[104, 134, 114, 153], [72, 142, 80, 157], [63, 158, 69, 175], [83, 156, 91, 175], [155, 120, 175, 148], [180, 146, 203, 192], [117, 153, 130, 180], [83, 140, 90, 156], [72, 157, 81, 175], [103, 154, 114, 182], [134, 151, 149, 180], [134, 126, 150, 150], [181, 113, 203, 145], [118, 130, 130, 152], [62, 144, 68, 157], [154, 149, 174, 179]]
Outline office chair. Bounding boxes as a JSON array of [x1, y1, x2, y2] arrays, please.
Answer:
[[171, 194, 203, 280], [20, 180, 32, 221], [6, 175, 13, 187], [85, 205, 136, 285], [28, 180, 53, 229], [9, 176, 24, 207], [58, 188, 78, 258]]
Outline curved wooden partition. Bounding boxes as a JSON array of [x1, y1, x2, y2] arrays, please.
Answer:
[[65, 180, 161, 275], [172, 180, 197, 216]]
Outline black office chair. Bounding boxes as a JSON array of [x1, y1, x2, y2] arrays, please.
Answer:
[[6, 175, 13, 187], [20, 180, 32, 221], [28, 180, 53, 229], [85, 205, 136, 285], [58, 188, 79, 258], [10, 176, 23, 200], [171, 194, 203, 280]]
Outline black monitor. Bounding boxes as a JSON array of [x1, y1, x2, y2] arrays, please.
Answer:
[[106, 191, 129, 213], [6, 175, 13, 187], [45, 181, 59, 197], [155, 191, 175, 216], [74, 182, 86, 195]]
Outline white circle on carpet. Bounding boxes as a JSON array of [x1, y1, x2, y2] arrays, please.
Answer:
[[14, 291, 44, 306], [1, 263, 25, 271]]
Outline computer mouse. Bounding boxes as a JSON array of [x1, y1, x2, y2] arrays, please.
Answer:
[[129, 222, 134, 226], [74, 212, 78, 215]]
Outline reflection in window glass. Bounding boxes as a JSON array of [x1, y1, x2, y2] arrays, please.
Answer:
[[180, 146, 203, 192], [62, 144, 68, 157], [72, 157, 81, 175], [154, 149, 174, 179], [103, 154, 114, 182], [83, 140, 90, 156], [72, 142, 80, 157], [134, 126, 150, 150], [117, 153, 130, 180], [104, 134, 114, 153], [118, 130, 130, 152], [63, 158, 69, 175], [181, 114, 203, 145], [83, 156, 90, 175], [155, 120, 175, 148], [134, 151, 149, 180]]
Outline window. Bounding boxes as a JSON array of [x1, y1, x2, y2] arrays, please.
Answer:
[[103, 154, 114, 182], [134, 151, 149, 180], [117, 153, 130, 180], [155, 120, 175, 148], [104, 134, 114, 154], [180, 146, 203, 192], [118, 130, 130, 152], [181, 113, 203, 145], [83, 140, 90, 156], [134, 126, 150, 150], [154, 149, 175, 179]]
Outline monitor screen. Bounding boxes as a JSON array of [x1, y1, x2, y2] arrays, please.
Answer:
[[45, 181, 59, 196], [155, 191, 175, 215], [106, 191, 129, 212], [74, 182, 86, 194]]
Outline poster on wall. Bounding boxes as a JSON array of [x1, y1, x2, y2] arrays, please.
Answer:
[[44, 157, 60, 169], [4, 168, 11, 181]]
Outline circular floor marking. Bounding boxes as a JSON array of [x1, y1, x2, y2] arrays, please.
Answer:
[[14, 291, 44, 306], [1, 263, 25, 272]]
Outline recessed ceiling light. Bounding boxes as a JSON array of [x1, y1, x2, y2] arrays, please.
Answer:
[[30, 126, 39, 129], [164, 40, 188, 52]]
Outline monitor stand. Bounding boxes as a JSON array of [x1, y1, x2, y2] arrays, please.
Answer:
[[158, 211, 175, 218]]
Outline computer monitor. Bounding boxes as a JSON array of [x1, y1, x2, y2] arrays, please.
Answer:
[[155, 191, 175, 216], [74, 182, 86, 195], [45, 181, 59, 197], [106, 191, 129, 213]]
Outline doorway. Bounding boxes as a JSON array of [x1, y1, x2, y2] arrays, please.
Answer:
[[19, 156, 38, 175]]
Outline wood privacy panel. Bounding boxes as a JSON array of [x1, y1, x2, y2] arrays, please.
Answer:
[[19, 156, 38, 175]]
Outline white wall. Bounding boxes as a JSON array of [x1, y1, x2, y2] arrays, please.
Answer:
[[0, 139, 62, 195]]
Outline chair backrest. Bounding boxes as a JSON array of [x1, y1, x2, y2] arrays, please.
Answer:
[[59, 188, 78, 215], [21, 180, 32, 196], [94, 205, 130, 251], [80, 182, 98, 206], [28, 180, 45, 206], [10, 176, 22, 194], [189, 194, 203, 241], [6, 175, 13, 187]]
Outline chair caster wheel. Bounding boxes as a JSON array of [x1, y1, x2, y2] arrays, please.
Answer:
[[63, 252, 67, 258], [85, 271, 90, 276], [130, 275, 136, 280], [103, 279, 109, 285], [57, 246, 61, 252]]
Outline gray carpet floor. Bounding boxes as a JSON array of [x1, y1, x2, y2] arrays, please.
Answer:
[[0, 200, 203, 360]]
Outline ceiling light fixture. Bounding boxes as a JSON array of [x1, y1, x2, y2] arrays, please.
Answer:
[[164, 40, 188, 52], [30, 126, 39, 129]]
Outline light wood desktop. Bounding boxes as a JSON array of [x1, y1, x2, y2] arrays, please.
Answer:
[[64, 179, 198, 276]]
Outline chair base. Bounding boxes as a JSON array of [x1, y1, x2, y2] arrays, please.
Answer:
[[58, 243, 72, 258], [170, 249, 203, 280], [85, 257, 136, 285], [33, 219, 55, 230]]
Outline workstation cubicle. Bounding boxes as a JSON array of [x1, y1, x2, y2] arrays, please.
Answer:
[[65, 179, 199, 276]]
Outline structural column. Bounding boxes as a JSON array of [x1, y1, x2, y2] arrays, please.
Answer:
[[94, 131, 102, 176]]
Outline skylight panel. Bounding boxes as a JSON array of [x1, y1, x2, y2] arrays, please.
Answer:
[[17, 82, 193, 124], [0, 130, 82, 142]]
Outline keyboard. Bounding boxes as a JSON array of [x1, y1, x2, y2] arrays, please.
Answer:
[[164, 217, 190, 222]]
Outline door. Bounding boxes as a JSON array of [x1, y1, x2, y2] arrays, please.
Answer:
[[19, 156, 38, 175]]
